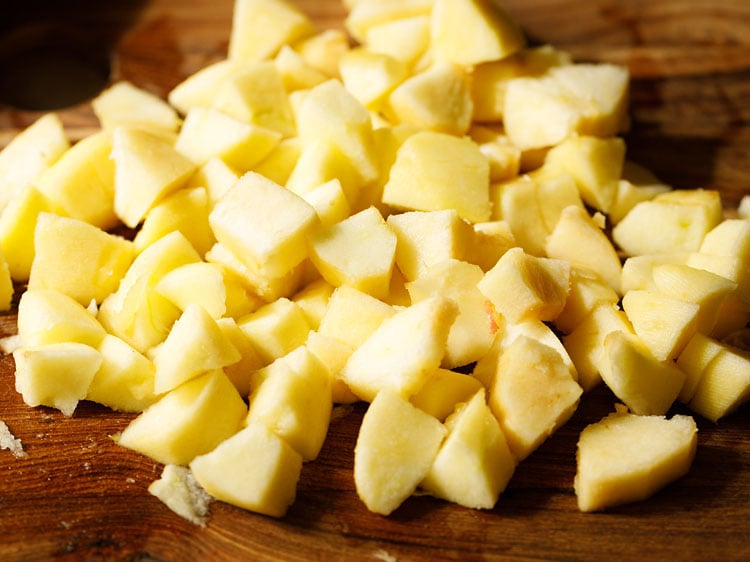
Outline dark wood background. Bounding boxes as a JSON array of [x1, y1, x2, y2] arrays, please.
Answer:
[[0, 1, 748, 560]]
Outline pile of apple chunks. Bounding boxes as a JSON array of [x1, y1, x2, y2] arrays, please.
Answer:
[[1, 0, 749, 519]]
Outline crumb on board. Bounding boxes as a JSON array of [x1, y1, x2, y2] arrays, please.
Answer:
[[148, 464, 213, 526], [0, 420, 27, 458], [372, 549, 398, 562]]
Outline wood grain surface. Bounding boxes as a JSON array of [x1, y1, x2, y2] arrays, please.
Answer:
[[1, 1, 749, 561]]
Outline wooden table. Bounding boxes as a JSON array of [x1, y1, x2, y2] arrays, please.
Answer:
[[1, 1, 748, 560]]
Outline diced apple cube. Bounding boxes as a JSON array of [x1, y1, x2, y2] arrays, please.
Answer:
[[354, 389, 447, 515], [295, 79, 379, 185], [175, 107, 281, 171], [0, 186, 54, 282], [503, 63, 629, 151], [152, 304, 241, 394], [228, 0, 315, 63], [237, 297, 311, 365], [409, 368, 484, 422], [601, 331, 686, 415], [286, 139, 362, 207], [486, 335, 582, 460], [309, 206, 397, 299], [246, 346, 332, 461], [116, 370, 247, 466], [111, 126, 196, 228], [13, 342, 102, 417], [545, 205, 623, 294], [612, 189, 722, 257], [387, 209, 473, 282], [28, 213, 135, 305], [478, 247, 570, 323], [87, 334, 158, 413], [167, 59, 238, 115], [345, 0, 433, 44], [36, 131, 118, 230], [420, 389, 516, 509], [489, 175, 549, 256], [464, 220, 516, 272], [190, 421, 303, 518], [341, 296, 458, 402], [212, 61, 296, 137], [17, 289, 106, 348], [386, 61, 473, 136], [92, 81, 181, 135], [562, 302, 634, 391], [209, 171, 318, 278], [274, 45, 328, 92], [407, 259, 495, 368], [555, 268, 620, 335], [363, 16, 431, 70], [688, 344, 750, 422], [382, 131, 491, 223], [0, 113, 68, 215], [339, 48, 408, 111], [622, 289, 700, 361], [317, 285, 394, 349], [430, 0, 525, 66], [292, 28, 350, 79], [575, 409, 697, 512], [675, 332, 726, 403], [133, 184, 216, 257], [541, 135, 625, 213]]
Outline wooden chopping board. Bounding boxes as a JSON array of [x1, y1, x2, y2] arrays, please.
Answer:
[[0, 1, 748, 560]]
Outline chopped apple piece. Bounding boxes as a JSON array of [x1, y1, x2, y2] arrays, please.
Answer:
[[317, 285, 394, 349], [132, 186, 216, 257], [562, 302, 634, 391], [407, 259, 495, 368], [175, 107, 281, 171], [555, 268, 620, 335], [155, 262, 231, 319], [28, 213, 135, 305], [386, 61, 473, 136], [478, 247, 570, 323], [612, 189, 722, 257], [111, 126, 196, 228], [0, 186, 55, 281], [245, 346, 332, 461], [687, 344, 750, 422], [503, 63, 629, 150], [228, 0, 315, 63], [237, 297, 311, 365], [430, 0, 525, 66], [387, 209, 473, 282], [420, 389, 516, 509], [148, 464, 212, 527], [339, 48, 407, 111], [295, 79, 379, 185], [545, 205, 623, 294], [0, 113, 68, 215], [364, 16, 430, 70], [675, 332, 726, 403], [87, 334, 158, 413], [465, 220, 516, 272], [13, 342, 101, 417], [354, 389, 447, 515], [541, 135, 625, 213], [212, 61, 296, 137], [0, 248, 11, 311], [575, 409, 697, 512], [168, 59, 238, 115], [116, 370, 247, 466], [190, 421, 303, 518], [601, 331, 686, 416], [36, 131, 118, 230], [382, 131, 491, 223], [274, 45, 328, 91], [292, 28, 350, 79], [341, 296, 458, 402], [209, 171, 318, 278], [152, 304, 241, 394], [345, 0, 433, 44], [286, 139, 361, 206], [486, 335, 582, 460], [92, 81, 181, 135], [410, 368, 484, 422], [621, 289, 700, 362], [308, 206, 397, 299], [490, 175, 549, 256], [17, 289, 106, 348]]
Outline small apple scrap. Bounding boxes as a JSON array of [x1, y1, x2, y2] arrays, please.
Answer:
[[1, 0, 749, 523]]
